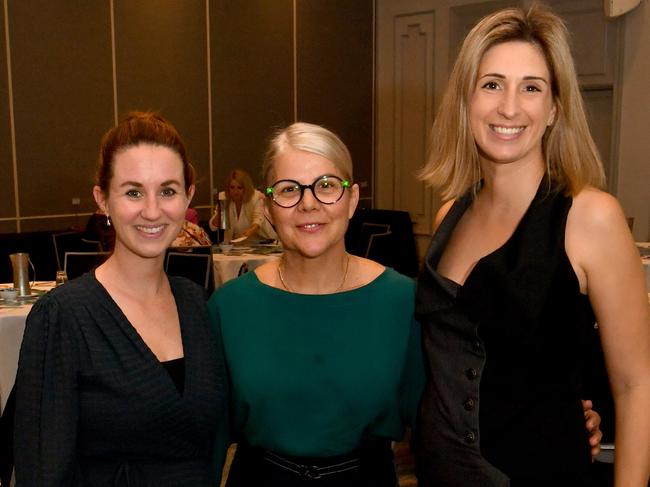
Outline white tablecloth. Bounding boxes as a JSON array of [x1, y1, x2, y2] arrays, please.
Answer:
[[636, 242, 649, 292], [212, 251, 280, 289], [0, 304, 31, 414], [0, 282, 54, 414]]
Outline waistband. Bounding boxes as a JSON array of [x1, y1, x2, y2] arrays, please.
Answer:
[[261, 449, 361, 480]]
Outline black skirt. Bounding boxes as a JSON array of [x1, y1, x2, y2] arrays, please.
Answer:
[[225, 440, 397, 487]]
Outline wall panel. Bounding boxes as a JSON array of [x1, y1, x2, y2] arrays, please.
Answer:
[[211, 0, 293, 190], [0, 2, 16, 227], [114, 0, 210, 206], [296, 0, 373, 202], [393, 13, 435, 236], [9, 0, 113, 218]]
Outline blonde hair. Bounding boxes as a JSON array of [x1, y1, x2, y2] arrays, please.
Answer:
[[262, 122, 354, 184], [419, 4, 605, 199], [225, 168, 256, 203]]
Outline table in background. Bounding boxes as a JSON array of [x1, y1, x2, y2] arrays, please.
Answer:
[[0, 282, 54, 414], [636, 242, 649, 293], [212, 247, 281, 289]]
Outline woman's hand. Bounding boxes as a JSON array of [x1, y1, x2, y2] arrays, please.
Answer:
[[242, 224, 260, 240], [582, 399, 603, 458]]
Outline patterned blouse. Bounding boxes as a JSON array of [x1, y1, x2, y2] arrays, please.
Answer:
[[172, 221, 212, 247]]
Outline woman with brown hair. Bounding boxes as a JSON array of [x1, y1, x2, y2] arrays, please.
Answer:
[[14, 112, 228, 486]]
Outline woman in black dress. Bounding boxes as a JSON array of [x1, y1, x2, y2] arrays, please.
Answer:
[[414, 5, 650, 486], [14, 112, 228, 486]]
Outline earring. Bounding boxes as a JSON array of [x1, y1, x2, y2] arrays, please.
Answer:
[[106, 214, 111, 227]]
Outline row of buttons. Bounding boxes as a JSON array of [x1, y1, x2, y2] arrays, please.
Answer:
[[464, 363, 479, 443]]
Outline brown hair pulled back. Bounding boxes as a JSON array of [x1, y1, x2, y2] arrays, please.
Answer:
[[96, 111, 195, 194]]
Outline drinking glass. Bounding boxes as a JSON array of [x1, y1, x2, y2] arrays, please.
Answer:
[[55, 270, 69, 286]]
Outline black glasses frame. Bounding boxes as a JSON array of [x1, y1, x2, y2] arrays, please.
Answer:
[[266, 175, 351, 208]]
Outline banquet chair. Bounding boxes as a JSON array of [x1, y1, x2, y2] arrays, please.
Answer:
[[64, 251, 111, 280], [53, 231, 103, 271], [360, 223, 392, 259], [345, 208, 419, 277], [165, 246, 214, 294]]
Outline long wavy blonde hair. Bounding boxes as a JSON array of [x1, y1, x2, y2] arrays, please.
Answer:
[[418, 4, 605, 199]]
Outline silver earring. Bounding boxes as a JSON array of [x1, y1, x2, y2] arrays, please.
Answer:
[[106, 215, 111, 227]]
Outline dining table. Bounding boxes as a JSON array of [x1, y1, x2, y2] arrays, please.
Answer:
[[637, 242, 650, 294], [212, 244, 282, 289], [0, 282, 54, 414]]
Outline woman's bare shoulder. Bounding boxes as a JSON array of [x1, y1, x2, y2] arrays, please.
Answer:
[[566, 186, 634, 281], [570, 186, 627, 234]]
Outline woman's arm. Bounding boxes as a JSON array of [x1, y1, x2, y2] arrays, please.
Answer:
[[240, 192, 266, 240], [14, 295, 80, 485], [567, 188, 650, 486], [208, 206, 221, 232]]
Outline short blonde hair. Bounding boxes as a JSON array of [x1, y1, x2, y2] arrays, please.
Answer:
[[419, 4, 605, 199], [262, 122, 354, 184]]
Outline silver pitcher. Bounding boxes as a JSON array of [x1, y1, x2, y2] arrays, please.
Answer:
[[9, 252, 35, 296]]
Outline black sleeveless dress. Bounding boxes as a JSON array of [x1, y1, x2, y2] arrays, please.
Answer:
[[414, 181, 595, 486]]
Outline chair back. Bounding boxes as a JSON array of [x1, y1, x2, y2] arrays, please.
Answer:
[[53, 231, 102, 271], [63, 251, 110, 280], [345, 208, 419, 277], [165, 246, 214, 293]]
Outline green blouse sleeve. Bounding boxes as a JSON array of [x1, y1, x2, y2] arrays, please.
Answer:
[[399, 317, 425, 429], [207, 298, 231, 484]]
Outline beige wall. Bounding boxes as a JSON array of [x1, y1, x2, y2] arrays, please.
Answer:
[[376, 0, 649, 258], [617, 0, 650, 241]]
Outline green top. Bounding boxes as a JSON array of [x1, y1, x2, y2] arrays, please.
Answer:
[[207, 268, 424, 457]]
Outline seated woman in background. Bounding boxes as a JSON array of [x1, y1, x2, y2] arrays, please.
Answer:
[[209, 168, 277, 242], [14, 111, 228, 486]]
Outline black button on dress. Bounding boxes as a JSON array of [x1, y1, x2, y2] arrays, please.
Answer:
[[414, 181, 595, 486]]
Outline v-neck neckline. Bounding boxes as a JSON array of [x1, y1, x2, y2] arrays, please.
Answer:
[[88, 271, 190, 399], [430, 178, 550, 290]]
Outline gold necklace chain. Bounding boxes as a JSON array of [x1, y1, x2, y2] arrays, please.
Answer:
[[278, 253, 351, 293]]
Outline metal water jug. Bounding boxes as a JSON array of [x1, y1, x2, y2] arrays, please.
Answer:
[[217, 192, 232, 244], [9, 252, 35, 296]]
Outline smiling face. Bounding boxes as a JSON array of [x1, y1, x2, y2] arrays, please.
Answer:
[[93, 143, 194, 261], [469, 41, 556, 170], [265, 148, 359, 259]]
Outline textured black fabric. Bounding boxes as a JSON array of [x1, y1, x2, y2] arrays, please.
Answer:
[[161, 357, 186, 395], [14, 271, 228, 486], [0, 384, 15, 486], [414, 181, 595, 486]]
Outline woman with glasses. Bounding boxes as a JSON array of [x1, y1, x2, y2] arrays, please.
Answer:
[[208, 122, 602, 486], [207, 122, 424, 486]]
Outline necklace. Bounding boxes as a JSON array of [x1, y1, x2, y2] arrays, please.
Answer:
[[278, 253, 351, 293]]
